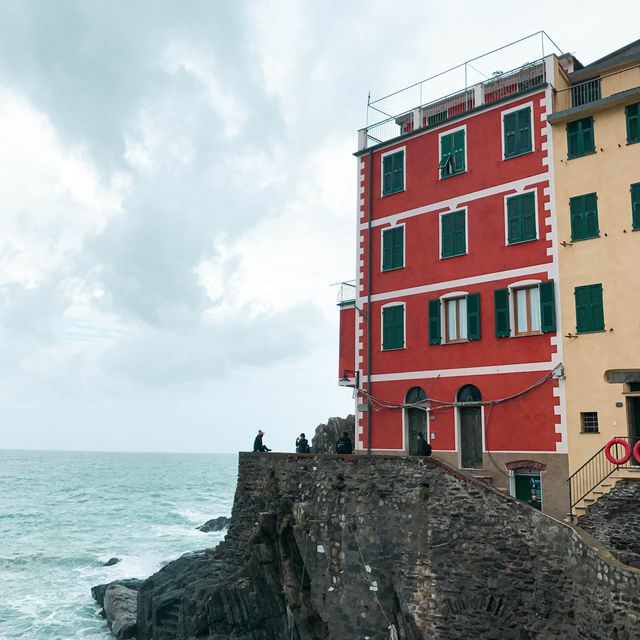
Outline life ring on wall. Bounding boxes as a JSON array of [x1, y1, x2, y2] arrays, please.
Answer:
[[634, 441, 640, 465], [604, 438, 631, 465]]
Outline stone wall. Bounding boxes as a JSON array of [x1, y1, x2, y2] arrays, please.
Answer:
[[137, 453, 640, 640], [579, 478, 640, 567]]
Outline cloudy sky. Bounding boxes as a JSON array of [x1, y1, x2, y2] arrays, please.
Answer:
[[0, 0, 636, 453]]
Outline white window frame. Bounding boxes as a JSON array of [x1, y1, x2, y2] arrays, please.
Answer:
[[501, 101, 535, 161], [503, 188, 539, 246], [438, 124, 468, 180], [439, 291, 469, 344], [509, 468, 544, 511], [380, 301, 406, 351], [438, 207, 468, 260], [380, 223, 406, 272], [508, 279, 542, 337], [380, 146, 407, 198]]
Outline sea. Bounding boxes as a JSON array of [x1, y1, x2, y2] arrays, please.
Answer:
[[0, 450, 237, 640]]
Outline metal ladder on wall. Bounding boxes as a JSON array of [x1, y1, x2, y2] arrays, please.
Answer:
[[568, 436, 640, 520]]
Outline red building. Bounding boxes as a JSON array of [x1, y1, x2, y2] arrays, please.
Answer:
[[338, 36, 569, 518]]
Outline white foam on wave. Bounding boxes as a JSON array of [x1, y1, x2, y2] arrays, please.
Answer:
[[172, 507, 223, 526]]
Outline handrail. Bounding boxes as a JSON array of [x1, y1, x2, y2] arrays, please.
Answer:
[[568, 435, 636, 515]]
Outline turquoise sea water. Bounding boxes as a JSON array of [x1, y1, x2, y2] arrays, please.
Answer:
[[0, 450, 237, 640]]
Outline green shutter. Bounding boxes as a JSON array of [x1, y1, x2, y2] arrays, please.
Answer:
[[382, 226, 404, 271], [504, 112, 517, 157], [442, 211, 465, 258], [539, 280, 556, 333], [567, 117, 595, 159], [428, 299, 441, 345], [631, 183, 640, 230], [382, 151, 404, 196], [494, 289, 510, 337], [570, 193, 599, 241], [382, 305, 404, 350], [453, 129, 465, 173], [382, 155, 393, 195], [575, 284, 604, 333], [466, 293, 481, 340], [440, 131, 465, 177], [439, 133, 453, 177], [504, 107, 532, 158], [626, 103, 639, 144], [507, 192, 536, 244]]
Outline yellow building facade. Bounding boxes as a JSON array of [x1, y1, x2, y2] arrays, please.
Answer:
[[548, 41, 640, 495]]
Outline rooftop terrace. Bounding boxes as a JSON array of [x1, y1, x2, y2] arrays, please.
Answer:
[[358, 31, 564, 151]]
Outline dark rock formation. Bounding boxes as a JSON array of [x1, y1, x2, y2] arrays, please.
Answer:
[[578, 478, 640, 567], [103, 557, 121, 566], [311, 414, 354, 454], [197, 516, 230, 532], [104, 584, 137, 639], [92, 579, 144, 613], [136, 452, 640, 640]]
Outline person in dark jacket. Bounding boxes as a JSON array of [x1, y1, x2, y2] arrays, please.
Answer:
[[253, 430, 271, 452], [295, 433, 310, 453], [416, 432, 432, 457], [336, 432, 353, 455]]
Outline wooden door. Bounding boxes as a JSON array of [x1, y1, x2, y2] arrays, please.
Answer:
[[460, 406, 482, 468], [407, 408, 427, 455]]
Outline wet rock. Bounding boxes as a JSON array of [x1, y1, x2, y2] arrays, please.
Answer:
[[197, 516, 230, 532], [104, 584, 137, 639], [92, 579, 143, 612], [103, 557, 121, 566]]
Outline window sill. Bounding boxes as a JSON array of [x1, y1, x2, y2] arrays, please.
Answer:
[[570, 234, 600, 242], [440, 252, 468, 260], [507, 237, 538, 246], [382, 188, 405, 198], [439, 170, 466, 180], [581, 431, 600, 434], [627, 140, 639, 146], [444, 338, 469, 345], [567, 150, 597, 160], [512, 331, 542, 338], [382, 346, 405, 351], [381, 265, 404, 273], [503, 148, 533, 160], [576, 329, 606, 335]]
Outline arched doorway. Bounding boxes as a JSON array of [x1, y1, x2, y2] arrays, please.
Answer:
[[457, 385, 483, 469], [405, 387, 427, 455]]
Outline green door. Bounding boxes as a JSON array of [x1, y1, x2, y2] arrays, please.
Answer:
[[407, 408, 427, 455], [459, 406, 482, 468], [514, 473, 542, 510]]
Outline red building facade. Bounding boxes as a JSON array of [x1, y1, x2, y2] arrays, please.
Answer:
[[339, 52, 569, 518]]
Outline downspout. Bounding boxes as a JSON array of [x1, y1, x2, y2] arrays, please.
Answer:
[[366, 150, 373, 455]]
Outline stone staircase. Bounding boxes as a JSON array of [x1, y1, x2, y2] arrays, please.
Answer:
[[572, 467, 640, 520]]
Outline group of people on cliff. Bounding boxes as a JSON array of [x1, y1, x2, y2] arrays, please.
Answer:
[[252, 429, 354, 455], [253, 429, 431, 456]]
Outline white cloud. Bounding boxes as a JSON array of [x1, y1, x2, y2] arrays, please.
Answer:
[[0, 86, 128, 288]]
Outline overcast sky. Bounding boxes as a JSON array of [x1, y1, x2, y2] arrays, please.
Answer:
[[0, 0, 636, 454]]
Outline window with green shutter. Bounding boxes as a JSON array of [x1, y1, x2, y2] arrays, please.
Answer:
[[567, 117, 595, 159], [441, 210, 466, 258], [439, 129, 466, 178], [539, 280, 556, 333], [382, 304, 405, 350], [626, 103, 640, 145], [507, 192, 537, 244], [575, 284, 604, 333], [504, 107, 532, 158], [494, 289, 510, 337], [466, 293, 481, 341], [382, 150, 405, 196], [382, 225, 404, 271], [570, 193, 599, 241], [428, 299, 441, 345], [632, 183, 640, 231]]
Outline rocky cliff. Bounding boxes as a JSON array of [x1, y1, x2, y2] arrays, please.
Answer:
[[136, 453, 640, 640], [311, 414, 354, 454]]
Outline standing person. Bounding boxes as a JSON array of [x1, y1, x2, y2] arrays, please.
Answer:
[[336, 431, 353, 455], [253, 430, 271, 452], [295, 433, 310, 453], [416, 432, 432, 457]]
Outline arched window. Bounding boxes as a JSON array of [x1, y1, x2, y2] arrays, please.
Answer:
[[405, 386, 427, 404], [457, 384, 482, 403]]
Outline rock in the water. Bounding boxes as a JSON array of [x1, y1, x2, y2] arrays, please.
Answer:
[[311, 415, 355, 454], [103, 557, 120, 566], [104, 584, 137, 639], [197, 516, 230, 532], [92, 579, 143, 611]]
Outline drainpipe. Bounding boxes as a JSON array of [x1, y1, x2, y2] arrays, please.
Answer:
[[366, 150, 373, 455]]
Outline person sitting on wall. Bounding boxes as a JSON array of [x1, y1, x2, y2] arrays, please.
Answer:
[[253, 430, 271, 452], [295, 433, 310, 454], [336, 432, 353, 455], [416, 432, 432, 457]]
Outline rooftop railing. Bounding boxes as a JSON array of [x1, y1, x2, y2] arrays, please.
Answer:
[[358, 31, 563, 151]]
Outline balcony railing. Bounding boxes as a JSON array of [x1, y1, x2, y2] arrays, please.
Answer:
[[335, 280, 356, 306]]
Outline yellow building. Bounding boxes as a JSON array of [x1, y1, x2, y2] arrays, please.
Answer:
[[547, 40, 640, 514]]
